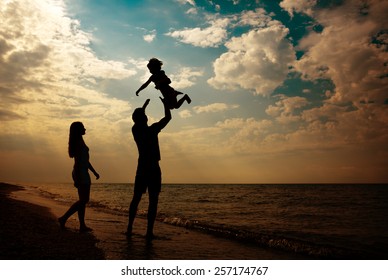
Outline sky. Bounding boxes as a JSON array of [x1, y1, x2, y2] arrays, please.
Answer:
[[1, 0, 387, 184]]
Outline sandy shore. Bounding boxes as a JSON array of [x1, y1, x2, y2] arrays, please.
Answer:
[[0, 183, 104, 259], [0, 182, 307, 260]]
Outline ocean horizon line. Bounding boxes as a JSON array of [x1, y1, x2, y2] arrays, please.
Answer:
[[7, 181, 387, 186]]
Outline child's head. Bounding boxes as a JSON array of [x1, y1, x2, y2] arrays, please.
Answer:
[[147, 58, 163, 73]]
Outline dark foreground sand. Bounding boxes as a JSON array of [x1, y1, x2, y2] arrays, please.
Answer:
[[0, 183, 104, 259], [0, 183, 306, 260]]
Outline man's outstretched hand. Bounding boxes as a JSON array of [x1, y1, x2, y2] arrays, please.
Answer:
[[142, 98, 150, 109]]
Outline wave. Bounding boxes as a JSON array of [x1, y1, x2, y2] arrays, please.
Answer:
[[32, 184, 387, 259], [47, 194, 384, 259], [157, 215, 384, 259]]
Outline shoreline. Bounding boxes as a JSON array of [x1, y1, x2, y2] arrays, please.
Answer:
[[0, 182, 307, 260], [0, 183, 104, 260]]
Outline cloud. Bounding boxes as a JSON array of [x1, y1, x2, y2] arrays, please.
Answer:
[[143, 34, 156, 43], [295, 1, 388, 103], [176, 0, 196, 6], [165, 17, 230, 48], [0, 0, 136, 96], [142, 29, 156, 43], [177, 103, 239, 118], [265, 95, 309, 124], [280, 0, 317, 17], [193, 103, 239, 113], [170, 67, 204, 89], [166, 8, 276, 48], [0, 0, 136, 170], [0, 33, 51, 99], [178, 109, 192, 118], [236, 8, 274, 28], [208, 23, 295, 96], [186, 7, 198, 15], [203, 3, 387, 166], [175, 0, 197, 14], [293, 0, 388, 141], [165, 5, 277, 48], [0, 109, 25, 121], [214, 117, 274, 153]]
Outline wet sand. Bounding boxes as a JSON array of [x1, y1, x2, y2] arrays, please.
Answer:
[[0, 183, 104, 259], [0, 182, 307, 260]]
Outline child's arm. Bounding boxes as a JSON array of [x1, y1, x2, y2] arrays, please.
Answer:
[[136, 78, 152, 96]]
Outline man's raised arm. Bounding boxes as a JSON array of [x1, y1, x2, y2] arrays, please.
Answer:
[[157, 97, 172, 130]]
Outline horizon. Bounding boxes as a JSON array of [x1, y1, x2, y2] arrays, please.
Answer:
[[1, 0, 388, 184], [6, 181, 387, 186]]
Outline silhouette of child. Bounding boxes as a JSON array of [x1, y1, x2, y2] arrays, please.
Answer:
[[136, 58, 191, 109]]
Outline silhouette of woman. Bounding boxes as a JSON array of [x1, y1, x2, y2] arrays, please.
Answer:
[[58, 122, 100, 232]]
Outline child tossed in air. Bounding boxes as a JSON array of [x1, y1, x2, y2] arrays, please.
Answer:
[[136, 58, 191, 109]]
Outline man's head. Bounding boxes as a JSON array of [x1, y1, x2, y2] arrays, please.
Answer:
[[132, 99, 150, 124], [132, 108, 147, 124]]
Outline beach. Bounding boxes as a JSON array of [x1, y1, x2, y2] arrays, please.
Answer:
[[0, 183, 104, 259], [0, 183, 305, 260]]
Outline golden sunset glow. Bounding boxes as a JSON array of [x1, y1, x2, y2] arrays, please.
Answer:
[[1, 0, 387, 183]]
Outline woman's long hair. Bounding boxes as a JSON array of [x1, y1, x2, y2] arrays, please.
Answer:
[[68, 122, 85, 158]]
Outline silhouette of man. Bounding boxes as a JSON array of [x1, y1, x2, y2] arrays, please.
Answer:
[[127, 97, 171, 239]]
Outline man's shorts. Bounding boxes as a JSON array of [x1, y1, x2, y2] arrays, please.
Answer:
[[134, 164, 162, 194]]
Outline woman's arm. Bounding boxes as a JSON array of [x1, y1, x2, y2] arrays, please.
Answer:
[[88, 163, 100, 180]]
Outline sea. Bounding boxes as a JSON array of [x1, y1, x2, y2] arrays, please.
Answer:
[[26, 183, 388, 259]]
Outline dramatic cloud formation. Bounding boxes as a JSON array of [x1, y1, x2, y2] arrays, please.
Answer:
[[0, 0, 135, 110], [208, 23, 295, 96], [294, 0, 388, 145], [1, 0, 387, 183], [0, 0, 136, 181]]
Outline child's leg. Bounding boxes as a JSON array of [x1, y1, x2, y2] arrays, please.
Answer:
[[175, 94, 191, 109]]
